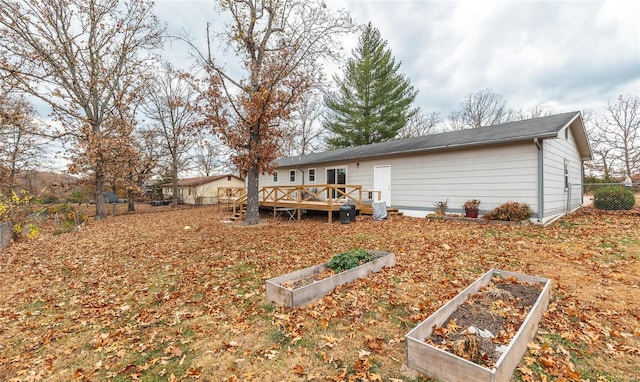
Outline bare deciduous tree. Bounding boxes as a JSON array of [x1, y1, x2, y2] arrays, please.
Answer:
[[0, 93, 46, 193], [193, 136, 227, 177], [446, 88, 513, 131], [281, 90, 327, 157], [0, 0, 164, 218], [515, 102, 556, 120], [142, 63, 200, 207], [399, 110, 442, 138], [594, 94, 640, 178]]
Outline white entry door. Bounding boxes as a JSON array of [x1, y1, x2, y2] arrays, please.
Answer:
[[374, 165, 391, 206]]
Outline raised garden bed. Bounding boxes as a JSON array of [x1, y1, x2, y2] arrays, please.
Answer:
[[405, 269, 551, 382], [265, 250, 395, 308]]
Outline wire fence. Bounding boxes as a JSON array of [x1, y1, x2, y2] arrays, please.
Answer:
[[582, 183, 639, 211]]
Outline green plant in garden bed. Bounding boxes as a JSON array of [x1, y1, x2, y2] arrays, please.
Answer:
[[326, 249, 374, 272]]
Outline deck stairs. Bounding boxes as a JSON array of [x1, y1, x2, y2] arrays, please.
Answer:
[[358, 204, 403, 216], [229, 207, 246, 222]]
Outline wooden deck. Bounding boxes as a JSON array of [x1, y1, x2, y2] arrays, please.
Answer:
[[226, 185, 396, 222]]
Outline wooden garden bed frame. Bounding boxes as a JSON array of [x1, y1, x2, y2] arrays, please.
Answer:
[[405, 269, 551, 382], [265, 250, 395, 307]]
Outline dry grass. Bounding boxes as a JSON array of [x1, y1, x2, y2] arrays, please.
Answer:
[[0, 205, 638, 381]]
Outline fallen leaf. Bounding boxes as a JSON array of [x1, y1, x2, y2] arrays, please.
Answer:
[[292, 364, 306, 375]]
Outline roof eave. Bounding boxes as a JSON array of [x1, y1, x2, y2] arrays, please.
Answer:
[[564, 112, 593, 160], [277, 134, 561, 168]]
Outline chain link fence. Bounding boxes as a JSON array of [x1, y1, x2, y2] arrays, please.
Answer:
[[582, 183, 639, 210]]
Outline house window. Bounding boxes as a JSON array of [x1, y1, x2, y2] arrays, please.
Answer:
[[273, 171, 278, 182], [227, 175, 231, 181], [326, 167, 347, 199], [308, 169, 316, 183], [564, 159, 570, 191], [289, 170, 296, 183]]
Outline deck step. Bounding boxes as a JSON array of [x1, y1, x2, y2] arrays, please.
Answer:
[[359, 206, 402, 216], [228, 208, 246, 221]]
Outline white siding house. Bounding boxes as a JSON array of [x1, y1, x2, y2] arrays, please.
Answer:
[[162, 174, 245, 205], [261, 112, 592, 224]]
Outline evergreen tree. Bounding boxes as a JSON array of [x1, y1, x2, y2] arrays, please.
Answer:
[[324, 22, 418, 148]]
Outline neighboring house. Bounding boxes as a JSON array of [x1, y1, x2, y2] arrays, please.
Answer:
[[260, 112, 592, 224], [162, 174, 245, 205], [104, 191, 118, 204]]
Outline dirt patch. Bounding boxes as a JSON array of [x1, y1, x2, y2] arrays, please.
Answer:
[[281, 267, 334, 289], [426, 277, 543, 368]]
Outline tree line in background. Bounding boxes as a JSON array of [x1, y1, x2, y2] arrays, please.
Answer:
[[0, 0, 638, 224]]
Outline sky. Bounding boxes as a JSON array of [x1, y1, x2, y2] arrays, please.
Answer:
[[153, 0, 640, 118]]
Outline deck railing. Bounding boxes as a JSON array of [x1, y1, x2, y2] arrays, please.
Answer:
[[260, 184, 366, 205], [231, 193, 248, 217], [217, 187, 246, 214], [217, 187, 246, 199], [229, 184, 383, 221], [361, 190, 382, 202]]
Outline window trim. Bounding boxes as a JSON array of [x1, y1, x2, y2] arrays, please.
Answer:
[[564, 159, 570, 191], [325, 166, 347, 199], [289, 169, 296, 183], [308, 168, 316, 183], [273, 171, 278, 183]]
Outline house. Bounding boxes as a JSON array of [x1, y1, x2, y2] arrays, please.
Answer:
[[104, 191, 118, 204], [259, 112, 592, 224], [162, 174, 245, 205]]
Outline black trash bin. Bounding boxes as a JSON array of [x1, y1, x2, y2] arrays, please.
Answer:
[[349, 204, 357, 222], [339, 205, 351, 224]]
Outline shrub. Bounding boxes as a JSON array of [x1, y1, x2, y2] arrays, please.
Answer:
[[484, 202, 533, 221], [462, 199, 481, 211], [49, 203, 87, 234], [0, 190, 43, 240], [327, 249, 373, 273], [593, 186, 635, 210], [35, 194, 59, 204], [433, 200, 448, 215]]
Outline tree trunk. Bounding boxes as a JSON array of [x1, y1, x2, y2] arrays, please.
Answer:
[[244, 163, 260, 225], [127, 189, 135, 212], [95, 169, 107, 219], [171, 160, 179, 208]]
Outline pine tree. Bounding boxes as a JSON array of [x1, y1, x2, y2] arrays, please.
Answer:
[[324, 22, 418, 148]]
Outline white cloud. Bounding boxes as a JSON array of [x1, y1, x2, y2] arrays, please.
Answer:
[[153, 0, 639, 116]]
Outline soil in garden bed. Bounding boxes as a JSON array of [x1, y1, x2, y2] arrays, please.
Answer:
[[425, 276, 543, 368], [281, 267, 334, 290]]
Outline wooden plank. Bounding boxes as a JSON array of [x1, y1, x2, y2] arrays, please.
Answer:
[[405, 269, 551, 382], [265, 251, 394, 307], [494, 276, 551, 381], [406, 337, 493, 382]]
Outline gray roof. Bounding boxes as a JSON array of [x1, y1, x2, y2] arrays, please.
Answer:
[[278, 111, 592, 167]]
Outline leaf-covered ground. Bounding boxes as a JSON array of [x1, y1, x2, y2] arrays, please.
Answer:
[[0, 205, 638, 381]]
